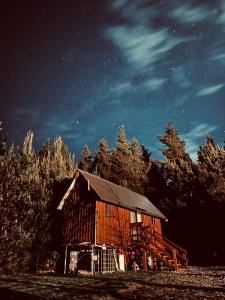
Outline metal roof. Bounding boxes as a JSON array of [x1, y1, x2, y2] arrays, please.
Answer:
[[79, 169, 167, 220]]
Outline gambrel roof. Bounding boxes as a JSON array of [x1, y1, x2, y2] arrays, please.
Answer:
[[58, 169, 167, 220]]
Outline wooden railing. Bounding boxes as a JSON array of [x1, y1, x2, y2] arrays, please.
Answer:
[[129, 222, 188, 271]]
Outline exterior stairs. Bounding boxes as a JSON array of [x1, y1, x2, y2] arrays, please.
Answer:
[[130, 222, 188, 271]]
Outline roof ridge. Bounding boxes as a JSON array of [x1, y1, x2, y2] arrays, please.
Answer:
[[78, 168, 148, 200]]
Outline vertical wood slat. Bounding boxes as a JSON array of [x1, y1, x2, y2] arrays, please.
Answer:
[[96, 201, 162, 246], [62, 176, 163, 247], [63, 177, 95, 244]]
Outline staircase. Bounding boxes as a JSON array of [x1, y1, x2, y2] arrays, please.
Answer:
[[130, 222, 188, 271]]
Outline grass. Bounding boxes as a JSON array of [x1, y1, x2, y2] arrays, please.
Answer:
[[0, 267, 225, 299]]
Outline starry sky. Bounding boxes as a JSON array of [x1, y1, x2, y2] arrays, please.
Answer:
[[1, 0, 225, 160]]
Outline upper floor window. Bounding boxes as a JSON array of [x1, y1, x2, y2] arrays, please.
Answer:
[[105, 203, 110, 217], [130, 211, 142, 223], [152, 217, 156, 225]]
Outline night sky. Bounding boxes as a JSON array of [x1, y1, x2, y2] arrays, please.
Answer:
[[1, 0, 225, 160]]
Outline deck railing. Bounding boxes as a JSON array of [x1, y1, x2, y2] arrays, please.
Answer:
[[129, 222, 188, 271]]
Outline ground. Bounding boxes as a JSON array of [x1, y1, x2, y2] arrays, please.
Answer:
[[0, 267, 225, 299]]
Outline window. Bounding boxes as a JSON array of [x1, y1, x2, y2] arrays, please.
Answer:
[[152, 217, 156, 225], [105, 203, 110, 217], [130, 211, 142, 223], [130, 211, 136, 223]]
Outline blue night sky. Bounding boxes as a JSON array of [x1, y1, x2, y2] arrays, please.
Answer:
[[1, 0, 225, 160]]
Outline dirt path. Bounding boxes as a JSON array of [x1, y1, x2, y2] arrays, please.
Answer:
[[0, 267, 225, 299]]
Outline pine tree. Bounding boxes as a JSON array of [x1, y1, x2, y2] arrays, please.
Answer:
[[158, 122, 194, 208], [129, 138, 148, 193], [0, 121, 6, 155], [140, 145, 151, 165], [79, 145, 92, 172], [188, 138, 225, 265], [111, 126, 132, 187], [159, 122, 190, 163], [51, 136, 75, 180], [94, 138, 111, 180], [197, 137, 225, 202]]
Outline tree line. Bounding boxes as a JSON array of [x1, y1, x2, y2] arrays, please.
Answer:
[[0, 122, 225, 274]]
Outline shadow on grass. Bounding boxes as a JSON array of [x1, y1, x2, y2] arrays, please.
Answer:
[[0, 287, 45, 300], [0, 272, 225, 300]]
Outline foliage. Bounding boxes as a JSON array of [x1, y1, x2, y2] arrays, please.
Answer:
[[79, 145, 92, 172], [1, 119, 225, 273], [0, 128, 76, 274]]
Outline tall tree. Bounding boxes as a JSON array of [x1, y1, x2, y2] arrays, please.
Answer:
[[159, 122, 190, 163], [188, 137, 225, 265], [79, 144, 92, 172], [111, 126, 132, 188], [197, 137, 225, 202], [94, 138, 111, 180], [0, 121, 6, 155], [158, 122, 194, 209], [129, 138, 148, 193]]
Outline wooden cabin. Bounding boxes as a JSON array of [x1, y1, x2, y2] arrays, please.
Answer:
[[57, 169, 188, 274]]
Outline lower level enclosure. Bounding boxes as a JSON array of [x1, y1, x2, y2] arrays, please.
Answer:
[[64, 244, 156, 274]]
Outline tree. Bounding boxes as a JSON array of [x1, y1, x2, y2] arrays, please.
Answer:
[[110, 126, 132, 188], [140, 145, 151, 165], [158, 122, 194, 209], [94, 138, 111, 180], [79, 145, 92, 172], [129, 138, 148, 194], [159, 122, 190, 163], [0, 121, 6, 155], [188, 137, 225, 264]]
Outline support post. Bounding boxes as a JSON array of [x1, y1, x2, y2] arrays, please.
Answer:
[[91, 245, 94, 275], [172, 249, 178, 271], [143, 250, 147, 272], [64, 244, 68, 274]]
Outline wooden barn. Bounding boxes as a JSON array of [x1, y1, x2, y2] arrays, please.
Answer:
[[57, 169, 188, 274]]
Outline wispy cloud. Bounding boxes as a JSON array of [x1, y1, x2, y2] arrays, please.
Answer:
[[175, 95, 189, 106], [111, 0, 156, 24], [111, 0, 127, 10], [181, 123, 218, 160], [217, 2, 225, 26], [106, 25, 189, 71], [110, 81, 132, 95], [170, 3, 211, 24], [144, 78, 167, 91], [196, 84, 224, 97], [172, 66, 191, 88], [211, 53, 225, 63]]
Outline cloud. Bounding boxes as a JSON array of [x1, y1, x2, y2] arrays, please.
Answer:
[[196, 84, 224, 97], [111, 0, 127, 10], [106, 25, 189, 71], [175, 95, 189, 106], [211, 53, 225, 63], [181, 123, 218, 160], [172, 66, 191, 88], [170, 3, 211, 24], [182, 123, 217, 140], [217, 2, 225, 25], [111, 0, 156, 24], [110, 81, 132, 94], [144, 78, 167, 91]]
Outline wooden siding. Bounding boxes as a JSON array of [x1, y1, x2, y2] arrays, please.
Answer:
[[63, 176, 96, 244], [96, 201, 162, 246]]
